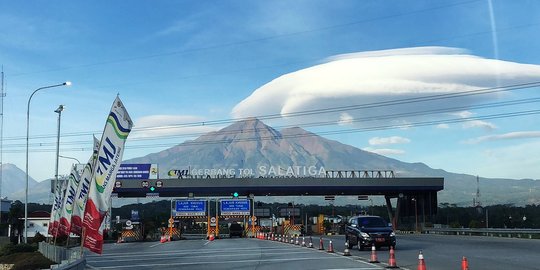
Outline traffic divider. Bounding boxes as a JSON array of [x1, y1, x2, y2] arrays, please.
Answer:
[[418, 250, 426, 270], [461, 257, 469, 270], [387, 246, 398, 268], [343, 241, 351, 256], [369, 245, 379, 263], [327, 240, 334, 253]]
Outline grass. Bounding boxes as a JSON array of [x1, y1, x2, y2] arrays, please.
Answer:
[[0, 251, 55, 270]]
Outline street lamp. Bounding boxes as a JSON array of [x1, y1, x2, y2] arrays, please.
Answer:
[[59, 155, 81, 164], [53, 105, 64, 197], [25, 81, 71, 243]]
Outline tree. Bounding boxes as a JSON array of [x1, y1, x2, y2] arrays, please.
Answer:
[[8, 200, 24, 243]]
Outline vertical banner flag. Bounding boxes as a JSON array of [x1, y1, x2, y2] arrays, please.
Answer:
[[48, 178, 64, 236], [83, 97, 132, 254], [57, 165, 81, 237], [70, 136, 100, 236], [50, 178, 68, 237]]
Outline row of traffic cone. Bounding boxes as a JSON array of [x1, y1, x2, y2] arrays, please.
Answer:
[[259, 233, 471, 269]]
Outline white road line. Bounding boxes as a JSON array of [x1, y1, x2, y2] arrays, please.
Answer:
[[93, 256, 349, 269], [203, 240, 211, 245], [87, 250, 317, 263], [87, 246, 298, 258]]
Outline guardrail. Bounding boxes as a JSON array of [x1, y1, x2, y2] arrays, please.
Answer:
[[38, 242, 86, 269], [423, 228, 540, 239]]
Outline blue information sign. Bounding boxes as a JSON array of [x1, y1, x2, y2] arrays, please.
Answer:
[[175, 200, 206, 216], [116, 164, 158, 180], [220, 199, 251, 216]]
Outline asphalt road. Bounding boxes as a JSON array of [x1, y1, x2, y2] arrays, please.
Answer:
[[86, 234, 540, 270], [323, 233, 540, 270], [85, 236, 384, 270]]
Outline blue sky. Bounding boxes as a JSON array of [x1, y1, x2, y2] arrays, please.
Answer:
[[1, 0, 540, 184]]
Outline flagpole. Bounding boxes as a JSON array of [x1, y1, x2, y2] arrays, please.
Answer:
[[80, 227, 86, 258]]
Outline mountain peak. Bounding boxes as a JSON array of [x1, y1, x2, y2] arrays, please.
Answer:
[[216, 117, 282, 141]]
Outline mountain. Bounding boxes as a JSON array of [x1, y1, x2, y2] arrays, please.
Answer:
[[126, 118, 540, 206], [0, 163, 39, 200]]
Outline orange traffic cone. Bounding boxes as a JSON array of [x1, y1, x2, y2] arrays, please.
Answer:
[[308, 236, 314, 248], [209, 234, 215, 241], [318, 237, 325, 250], [418, 250, 426, 270], [343, 241, 351, 256], [387, 246, 398, 268], [461, 257, 469, 270], [369, 245, 379, 263], [295, 236, 299, 245], [302, 236, 306, 247], [327, 240, 334, 253]]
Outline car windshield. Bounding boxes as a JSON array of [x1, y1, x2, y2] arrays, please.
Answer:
[[358, 217, 387, 228]]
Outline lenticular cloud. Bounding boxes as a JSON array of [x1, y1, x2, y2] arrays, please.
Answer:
[[231, 47, 540, 125]]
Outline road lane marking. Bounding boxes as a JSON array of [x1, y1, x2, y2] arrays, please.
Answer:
[[86, 250, 318, 263], [203, 240, 211, 245], [92, 256, 375, 269], [86, 246, 299, 258]]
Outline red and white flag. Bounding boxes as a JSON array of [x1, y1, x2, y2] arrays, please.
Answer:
[[57, 165, 81, 237], [70, 136, 100, 236], [83, 97, 132, 254]]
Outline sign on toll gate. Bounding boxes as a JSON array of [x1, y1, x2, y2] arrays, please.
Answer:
[[175, 200, 207, 217], [116, 164, 158, 180], [220, 199, 250, 216]]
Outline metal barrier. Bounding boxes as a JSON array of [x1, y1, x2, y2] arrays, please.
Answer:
[[423, 228, 540, 239], [38, 242, 86, 269]]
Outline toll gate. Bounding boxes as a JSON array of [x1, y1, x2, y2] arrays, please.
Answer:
[[112, 168, 444, 234]]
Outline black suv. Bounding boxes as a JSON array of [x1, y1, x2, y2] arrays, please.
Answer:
[[345, 215, 396, 250]]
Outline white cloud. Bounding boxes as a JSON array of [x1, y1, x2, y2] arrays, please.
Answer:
[[464, 131, 540, 144], [131, 115, 219, 139], [368, 136, 410, 146], [363, 147, 405, 155], [231, 47, 540, 128], [338, 112, 354, 126], [436, 124, 450, 129], [462, 120, 497, 130], [452, 111, 474, 118], [453, 111, 496, 130]]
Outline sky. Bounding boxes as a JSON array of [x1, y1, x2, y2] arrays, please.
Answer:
[[1, 0, 540, 186]]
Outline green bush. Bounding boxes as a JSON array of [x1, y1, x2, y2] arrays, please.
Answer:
[[0, 243, 37, 256], [31, 232, 46, 244], [0, 252, 54, 270]]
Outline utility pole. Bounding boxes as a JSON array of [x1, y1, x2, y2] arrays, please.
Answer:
[[0, 66, 5, 226], [475, 175, 481, 207]]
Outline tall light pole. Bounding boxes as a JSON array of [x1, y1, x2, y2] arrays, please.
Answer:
[[59, 155, 81, 165], [54, 105, 64, 197], [25, 81, 71, 243]]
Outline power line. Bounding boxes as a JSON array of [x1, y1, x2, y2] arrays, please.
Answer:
[[4, 95, 540, 149], [3, 79, 539, 143], [3, 103, 540, 154], [4, 108, 540, 153]]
